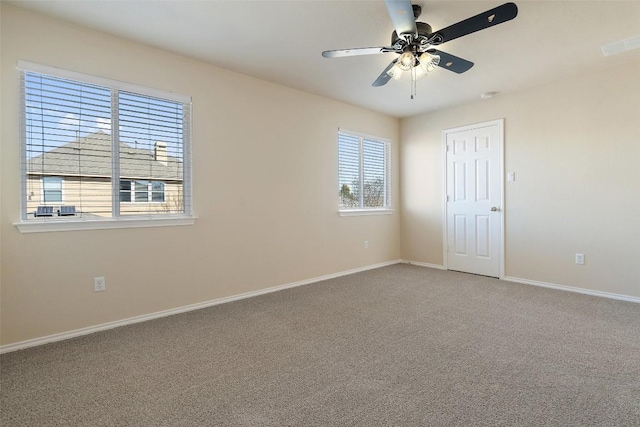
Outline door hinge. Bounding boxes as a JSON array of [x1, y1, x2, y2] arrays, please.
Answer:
[[446, 195, 450, 202]]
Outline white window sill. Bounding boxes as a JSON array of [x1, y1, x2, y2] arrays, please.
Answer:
[[339, 209, 394, 217], [14, 216, 197, 233]]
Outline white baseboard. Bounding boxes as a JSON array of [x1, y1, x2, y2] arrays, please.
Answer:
[[401, 260, 639, 304], [0, 259, 402, 354], [6, 261, 634, 354], [400, 260, 446, 270], [503, 276, 640, 304]]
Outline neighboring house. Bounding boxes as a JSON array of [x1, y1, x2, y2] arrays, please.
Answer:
[[26, 131, 183, 218]]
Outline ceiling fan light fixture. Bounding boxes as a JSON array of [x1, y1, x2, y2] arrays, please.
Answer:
[[419, 52, 440, 73], [397, 51, 416, 71]]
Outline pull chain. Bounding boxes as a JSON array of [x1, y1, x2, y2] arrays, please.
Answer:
[[410, 66, 417, 99]]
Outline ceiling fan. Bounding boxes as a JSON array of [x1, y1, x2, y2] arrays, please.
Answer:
[[322, 0, 518, 90]]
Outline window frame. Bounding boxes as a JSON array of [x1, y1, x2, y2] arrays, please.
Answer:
[[337, 129, 392, 216], [15, 61, 195, 233]]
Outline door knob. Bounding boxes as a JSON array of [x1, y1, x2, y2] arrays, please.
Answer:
[[491, 206, 499, 212]]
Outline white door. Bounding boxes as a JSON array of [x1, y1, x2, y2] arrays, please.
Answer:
[[445, 120, 503, 277]]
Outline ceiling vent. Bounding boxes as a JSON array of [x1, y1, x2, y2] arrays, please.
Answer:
[[601, 35, 640, 56]]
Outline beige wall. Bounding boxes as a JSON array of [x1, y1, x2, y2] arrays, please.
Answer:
[[401, 60, 640, 298], [0, 5, 400, 345]]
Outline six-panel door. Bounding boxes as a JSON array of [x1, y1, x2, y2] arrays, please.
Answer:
[[446, 122, 502, 277]]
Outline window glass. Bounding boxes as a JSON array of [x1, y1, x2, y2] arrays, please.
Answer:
[[119, 180, 132, 202], [42, 176, 62, 203], [362, 140, 387, 208], [338, 133, 360, 209], [338, 131, 390, 210], [135, 180, 149, 202], [152, 181, 165, 202]]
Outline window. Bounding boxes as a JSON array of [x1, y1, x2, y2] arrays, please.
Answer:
[[152, 181, 165, 202], [135, 180, 149, 202], [338, 130, 390, 212], [19, 62, 192, 230], [119, 180, 132, 202], [42, 176, 62, 203], [120, 180, 165, 203]]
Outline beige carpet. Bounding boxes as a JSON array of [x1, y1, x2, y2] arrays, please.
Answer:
[[1, 264, 639, 426]]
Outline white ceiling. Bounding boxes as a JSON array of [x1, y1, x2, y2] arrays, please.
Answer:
[[9, 0, 640, 118]]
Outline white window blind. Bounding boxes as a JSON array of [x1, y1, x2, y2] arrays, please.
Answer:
[[338, 130, 390, 210], [118, 91, 185, 215], [20, 63, 192, 222]]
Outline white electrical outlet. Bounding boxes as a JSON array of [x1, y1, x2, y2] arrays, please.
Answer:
[[575, 254, 585, 265], [364, 240, 369, 249], [94, 276, 106, 292]]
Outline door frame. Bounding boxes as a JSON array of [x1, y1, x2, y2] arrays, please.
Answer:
[[442, 119, 505, 279]]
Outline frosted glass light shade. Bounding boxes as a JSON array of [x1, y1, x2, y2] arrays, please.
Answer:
[[397, 52, 416, 71], [419, 52, 440, 73]]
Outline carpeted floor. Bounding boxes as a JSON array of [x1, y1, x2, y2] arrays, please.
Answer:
[[1, 264, 639, 426]]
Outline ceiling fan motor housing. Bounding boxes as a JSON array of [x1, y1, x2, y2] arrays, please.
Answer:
[[391, 22, 433, 46]]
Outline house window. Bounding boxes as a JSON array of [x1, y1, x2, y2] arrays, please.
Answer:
[[119, 180, 132, 202], [338, 130, 390, 211], [120, 180, 165, 203], [152, 181, 165, 202], [42, 176, 62, 203], [19, 61, 192, 228], [135, 180, 149, 202]]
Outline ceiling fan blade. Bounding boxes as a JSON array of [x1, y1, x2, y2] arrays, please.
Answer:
[[430, 50, 474, 74], [372, 60, 398, 87], [384, 0, 418, 36], [432, 2, 518, 44], [322, 47, 394, 58]]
